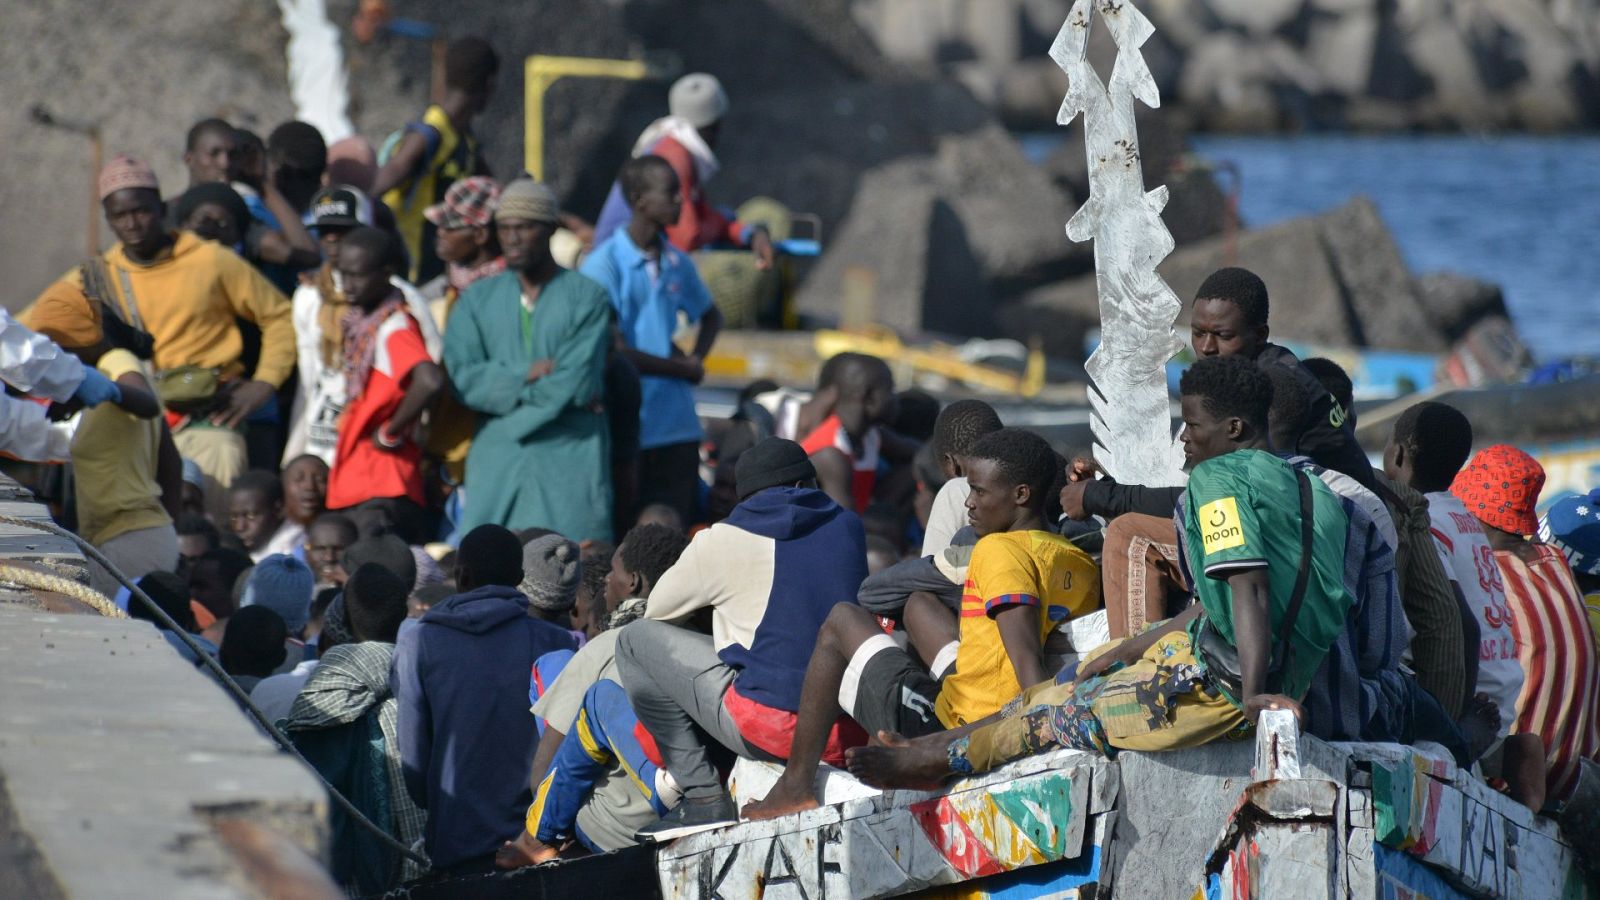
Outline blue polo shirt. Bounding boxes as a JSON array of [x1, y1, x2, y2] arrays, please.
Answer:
[[581, 229, 714, 450]]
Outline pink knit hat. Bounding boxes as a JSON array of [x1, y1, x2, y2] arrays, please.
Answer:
[[98, 154, 160, 201]]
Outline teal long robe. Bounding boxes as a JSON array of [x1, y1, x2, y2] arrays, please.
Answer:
[[444, 269, 613, 541]]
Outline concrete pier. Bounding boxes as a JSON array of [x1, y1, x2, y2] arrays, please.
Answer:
[[0, 478, 328, 899]]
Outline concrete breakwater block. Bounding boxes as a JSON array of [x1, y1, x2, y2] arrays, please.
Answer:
[[0, 606, 327, 899]]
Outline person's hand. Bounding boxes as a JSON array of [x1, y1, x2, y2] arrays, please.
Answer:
[[1074, 640, 1140, 685], [571, 221, 595, 250], [749, 228, 775, 271], [1243, 693, 1303, 725], [680, 354, 706, 385], [1059, 479, 1092, 521], [1067, 456, 1103, 482], [71, 364, 122, 408], [210, 379, 275, 429], [371, 423, 405, 453], [526, 359, 555, 383], [46, 398, 84, 422]]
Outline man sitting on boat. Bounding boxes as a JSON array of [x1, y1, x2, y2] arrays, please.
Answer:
[[841, 356, 1353, 789], [612, 439, 869, 840], [743, 428, 1100, 820], [1061, 267, 1375, 642]]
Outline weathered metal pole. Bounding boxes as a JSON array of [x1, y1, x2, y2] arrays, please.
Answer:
[[1053, 0, 1186, 487]]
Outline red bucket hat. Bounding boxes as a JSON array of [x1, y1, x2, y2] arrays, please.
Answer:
[[1450, 444, 1545, 536]]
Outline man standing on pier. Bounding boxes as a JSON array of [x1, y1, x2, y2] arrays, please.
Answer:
[[443, 179, 613, 541]]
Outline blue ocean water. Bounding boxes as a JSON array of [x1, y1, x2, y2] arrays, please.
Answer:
[[1022, 133, 1600, 363]]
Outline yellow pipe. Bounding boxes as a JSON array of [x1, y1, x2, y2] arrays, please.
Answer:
[[524, 55, 654, 180]]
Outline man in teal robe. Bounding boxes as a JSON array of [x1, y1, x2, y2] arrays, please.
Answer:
[[443, 179, 613, 542]]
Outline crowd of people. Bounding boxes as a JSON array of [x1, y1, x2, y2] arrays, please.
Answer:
[[2, 33, 1596, 893]]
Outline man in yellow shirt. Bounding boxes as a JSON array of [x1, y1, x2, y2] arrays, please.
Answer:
[[30, 155, 295, 521], [22, 284, 183, 596], [743, 428, 1099, 820]]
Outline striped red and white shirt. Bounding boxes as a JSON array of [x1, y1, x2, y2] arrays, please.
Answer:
[[1496, 543, 1600, 802]]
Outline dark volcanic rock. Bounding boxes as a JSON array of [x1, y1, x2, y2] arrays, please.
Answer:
[[1414, 271, 1509, 342], [797, 124, 1078, 336], [1010, 195, 1451, 360]]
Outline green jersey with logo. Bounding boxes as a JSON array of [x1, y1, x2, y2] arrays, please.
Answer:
[[1181, 449, 1354, 704]]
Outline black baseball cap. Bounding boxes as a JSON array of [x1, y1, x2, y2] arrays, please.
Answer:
[[309, 185, 372, 229]]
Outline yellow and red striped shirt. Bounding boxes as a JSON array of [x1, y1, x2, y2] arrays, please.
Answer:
[[1497, 543, 1600, 802]]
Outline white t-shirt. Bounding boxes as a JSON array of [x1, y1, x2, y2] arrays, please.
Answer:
[[1427, 491, 1524, 734], [921, 477, 970, 559]]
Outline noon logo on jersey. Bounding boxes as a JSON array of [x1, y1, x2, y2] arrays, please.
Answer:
[[1199, 496, 1246, 555]]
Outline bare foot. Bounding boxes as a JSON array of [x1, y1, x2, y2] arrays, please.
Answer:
[[1457, 692, 1501, 763], [868, 729, 908, 747], [846, 733, 953, 790], [494, 830, 560, 870], [741, 776, 820, 821]]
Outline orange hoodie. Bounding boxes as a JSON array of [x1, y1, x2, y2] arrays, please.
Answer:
[[33, 231, 296, 387]]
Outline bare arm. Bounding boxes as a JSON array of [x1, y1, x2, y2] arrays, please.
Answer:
[[381, 361, 445, 442], [691, 304, 722, 361], [112, 370, 160, 419], [156, 421, 183, 521], [261, 177, 319, 254], [995, 603, 1047, 692], [620, 346, 703, 382], [1226, 567, 1300, 722], [528, 727, 565, 792], [369, 132, 428, 199], [1075, 604, 1200, 684], [811, 446, 855, 510], [253, 229, 322, 269]]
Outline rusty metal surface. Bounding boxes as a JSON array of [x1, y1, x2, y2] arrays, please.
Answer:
[[214, 818, 344, 900]]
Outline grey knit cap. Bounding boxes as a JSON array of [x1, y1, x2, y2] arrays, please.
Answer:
[[519, 534, 583, 612], [494, 178, 559, 224], [669, 73, 728, 128]]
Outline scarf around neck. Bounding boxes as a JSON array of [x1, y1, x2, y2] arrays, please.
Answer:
[[633, 115, 720, 183], [282, 641, 396, 731], [340, 291, 406, 402], [447, 255, 506, 296], [315, 263, 351, 368]]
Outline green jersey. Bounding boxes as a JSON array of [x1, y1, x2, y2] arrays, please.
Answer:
[[1181, 449, 1354, 705]]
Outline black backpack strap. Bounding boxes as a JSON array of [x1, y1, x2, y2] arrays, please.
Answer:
[[1268, 468, 1318, 691]]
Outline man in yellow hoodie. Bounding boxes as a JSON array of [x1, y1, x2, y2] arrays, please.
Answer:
[[31, 155, 295, 520]]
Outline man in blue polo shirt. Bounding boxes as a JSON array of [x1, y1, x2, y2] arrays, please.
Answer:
[[582, 155, 723, 525]]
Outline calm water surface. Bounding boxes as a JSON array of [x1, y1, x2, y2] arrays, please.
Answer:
[[1025, 133, 1600, 362]]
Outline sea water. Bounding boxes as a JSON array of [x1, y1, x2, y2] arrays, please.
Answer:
[[1024, 133, 1600, 363]]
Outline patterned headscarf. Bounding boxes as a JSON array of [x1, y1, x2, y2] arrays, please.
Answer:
[[319, 593, 355, 650], [340, 292, 405, 402], [1450, 444, 1545, 536]]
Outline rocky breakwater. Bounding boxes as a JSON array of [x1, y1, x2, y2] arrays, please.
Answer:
[[849, 0, 1600, 132], [1009, 193, 1512, 360]]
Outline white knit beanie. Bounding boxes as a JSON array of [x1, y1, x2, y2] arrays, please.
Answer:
[[669, 73, 728, 128]]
